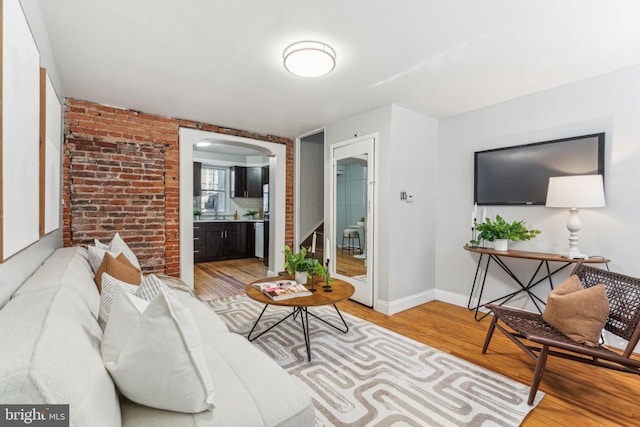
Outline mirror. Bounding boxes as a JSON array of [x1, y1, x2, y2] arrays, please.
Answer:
[[332, 137, 374, 306]]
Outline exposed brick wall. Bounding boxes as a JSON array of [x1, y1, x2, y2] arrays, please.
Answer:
[[64, 98, 294, 276]]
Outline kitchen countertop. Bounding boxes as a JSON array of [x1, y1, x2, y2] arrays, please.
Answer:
[[194, 218, 264, 223]]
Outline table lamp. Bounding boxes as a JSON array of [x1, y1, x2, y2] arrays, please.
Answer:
[[545, 174, 605, 259]]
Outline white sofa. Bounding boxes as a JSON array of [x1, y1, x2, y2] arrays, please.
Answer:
[[0, 246, 315, 426]]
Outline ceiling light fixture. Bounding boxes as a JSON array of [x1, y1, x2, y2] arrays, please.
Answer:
[[196, 141, 211, 147], [283, 41, 336, 78]]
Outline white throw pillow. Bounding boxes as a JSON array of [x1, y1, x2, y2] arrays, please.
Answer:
[[98, 273, 172, 329], [101, 284, 215, 413], [94, 238, 110, 250], [88, 245, 112, 273], [108, 233, 141, 270], [89, 233, 141, 273]]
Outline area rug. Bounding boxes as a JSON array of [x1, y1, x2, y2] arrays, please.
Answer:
[[207, 295, 543, 426]]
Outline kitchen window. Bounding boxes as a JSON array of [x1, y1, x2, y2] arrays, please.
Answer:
[[200, 166, 226, 213]]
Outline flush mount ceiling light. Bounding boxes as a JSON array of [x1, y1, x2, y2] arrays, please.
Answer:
[[283, 41, 336, 77]]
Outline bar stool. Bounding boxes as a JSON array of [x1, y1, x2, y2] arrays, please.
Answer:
[[341, 229, 361, 254]]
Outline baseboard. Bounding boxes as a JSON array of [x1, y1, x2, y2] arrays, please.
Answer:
[[374, 289, 491, 316], [375, 289, 436, 315]]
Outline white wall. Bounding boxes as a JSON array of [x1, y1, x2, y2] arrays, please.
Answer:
[[325, 104, 438, 314], [389, 105, 439, 303], [0, 0, 64, 308], [436, 64, 640, 312]]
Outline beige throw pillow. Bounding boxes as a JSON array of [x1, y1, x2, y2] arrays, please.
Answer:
[[542, 275, 609, 347], [94, 253, 142, 292]]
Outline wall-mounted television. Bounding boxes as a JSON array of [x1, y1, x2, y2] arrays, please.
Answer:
[[474, 133, 605, 205]]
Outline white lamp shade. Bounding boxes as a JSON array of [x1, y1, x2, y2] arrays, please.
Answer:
[[283, 41, 336, 77], [545, 175, 605, 208]]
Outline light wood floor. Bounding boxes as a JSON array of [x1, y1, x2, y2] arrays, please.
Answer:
[[194, 258, 640, 426]]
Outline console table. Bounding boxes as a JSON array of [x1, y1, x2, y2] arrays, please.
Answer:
[[464, 246, 610, 321]]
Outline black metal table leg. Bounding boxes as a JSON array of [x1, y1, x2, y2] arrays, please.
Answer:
[[247, 303, 350, 361], [248, 304, 297, 342]]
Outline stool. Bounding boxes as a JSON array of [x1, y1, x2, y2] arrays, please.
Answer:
[[341, 229, 361, 254]]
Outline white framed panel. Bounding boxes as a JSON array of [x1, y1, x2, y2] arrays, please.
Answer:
[[1, 0, 41, 261], [41, 69, 62, 235]]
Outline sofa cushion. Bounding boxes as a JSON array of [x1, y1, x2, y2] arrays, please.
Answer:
[[13, 246, 100, 318], [0, 287, 121, 427], [120, 333, 315, 427], [543, 274, 609, 347], [101, 285, 215, 413], [94, 253, 142, 292]]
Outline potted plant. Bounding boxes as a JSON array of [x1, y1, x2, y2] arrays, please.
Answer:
[[357, 216, 365, 227], [243, 209, 259, 220], [193, 209, 202, 220], [469, 215, 540, 251], [283, 245, 332, 285]]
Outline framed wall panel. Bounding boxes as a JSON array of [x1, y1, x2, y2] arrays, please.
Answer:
[[39, 68, 62, 236], [1, 0, 41, 261]]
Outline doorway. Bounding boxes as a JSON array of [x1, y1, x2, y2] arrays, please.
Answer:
[[330, 136, 375, 306], [178, 128, 287, 287]]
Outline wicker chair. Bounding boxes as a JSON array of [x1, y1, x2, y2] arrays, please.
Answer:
[[482, 263, 640, 405]]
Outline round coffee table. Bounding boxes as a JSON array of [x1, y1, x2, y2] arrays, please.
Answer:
[[245, 277, 355, 361]]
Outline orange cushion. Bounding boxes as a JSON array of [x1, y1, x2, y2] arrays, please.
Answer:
[[94, 253, 142, 292], [542, 275, 609, 347]]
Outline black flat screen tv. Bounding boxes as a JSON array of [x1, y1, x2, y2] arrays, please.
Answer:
[[474, 133, 605, 205]]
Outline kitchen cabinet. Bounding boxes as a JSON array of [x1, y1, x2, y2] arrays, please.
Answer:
[[262, 165, 269, 186], [194, 221, 256, 262], [231, 166, 262, 198], [193, 162, 202, 197], [193, 223, 207, 263]]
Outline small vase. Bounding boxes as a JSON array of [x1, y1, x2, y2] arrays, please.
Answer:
[[295, 271, 308, 285], [494, 239, 509, 251]]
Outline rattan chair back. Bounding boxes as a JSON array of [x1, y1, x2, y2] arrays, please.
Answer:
[[574, 263, 640, 357]]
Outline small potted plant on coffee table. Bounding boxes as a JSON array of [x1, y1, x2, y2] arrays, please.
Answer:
[[468, 214, 540, 251], [283, 245, 332, 285]]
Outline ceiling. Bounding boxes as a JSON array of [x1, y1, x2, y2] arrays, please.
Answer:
[[37, 0, 640, 139]]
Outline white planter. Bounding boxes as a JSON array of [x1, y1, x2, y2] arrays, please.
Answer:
[[494, 239, 509, 251], [295, 271, 308, 285]]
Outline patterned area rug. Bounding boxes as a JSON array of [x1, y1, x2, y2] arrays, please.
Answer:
[[207, 295, 543, 426]]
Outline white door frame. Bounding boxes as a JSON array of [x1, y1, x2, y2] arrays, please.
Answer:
[[329, 134, 376, 306]]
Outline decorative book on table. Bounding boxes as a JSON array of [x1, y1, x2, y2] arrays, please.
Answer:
[[251, 280, 312, 301]]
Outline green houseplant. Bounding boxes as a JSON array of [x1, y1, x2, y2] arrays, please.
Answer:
[[283, 245, 332, 284], [193, 209, 202, 220], [243, 209, 259, 220], [469, 215, 540, 250]]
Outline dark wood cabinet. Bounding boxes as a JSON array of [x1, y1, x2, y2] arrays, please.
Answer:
[[230, 166, 245, 198], [230, 166, 262, 198], [193, 223, 207, 263], [246, 167, 262, 197], [194, 221, 256, 262], [193, 162, 202, 197], [262, 166, 269, 186]]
